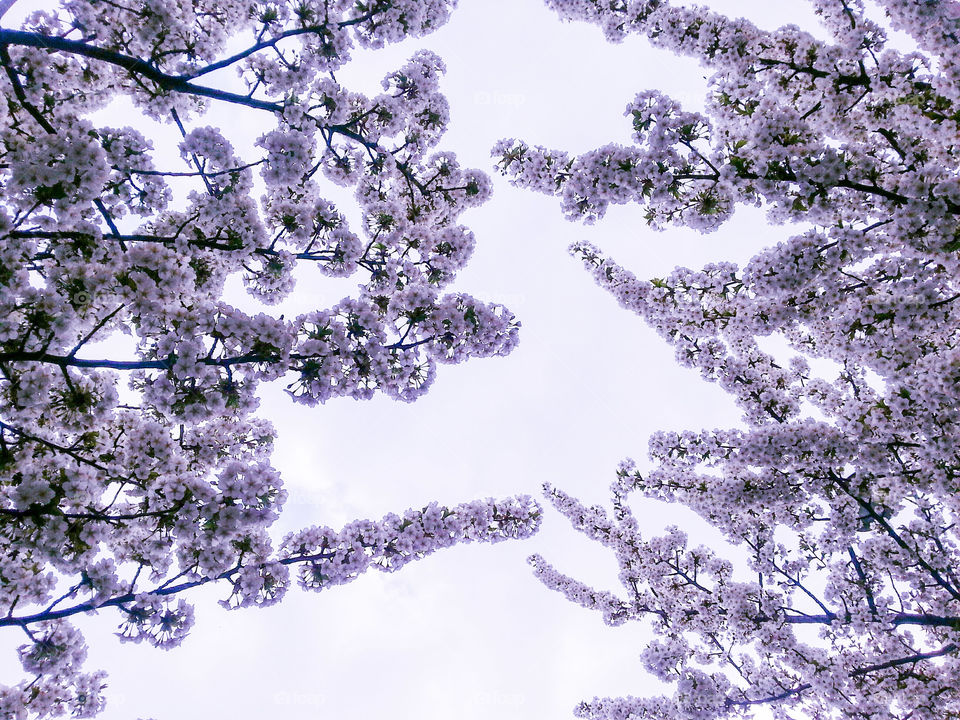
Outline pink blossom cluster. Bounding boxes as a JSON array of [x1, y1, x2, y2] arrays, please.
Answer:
[[0, 2, 532, 718], [4, 623, 107, 719], [277, 495, 542, 598], [0, 495, 539, 718], [498, 0, 960, 233], [508, 1, 960, 718]]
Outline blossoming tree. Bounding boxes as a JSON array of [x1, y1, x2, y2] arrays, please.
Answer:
[[0, 1, 541, 717], [496, 0, 960, 718]]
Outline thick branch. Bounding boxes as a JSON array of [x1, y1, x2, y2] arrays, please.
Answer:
[[781, 612, 960, 628], [0, 550, 335, 628], [183, 25, 332, 80], [728, 643, 959, 707], [0, 29, 283, 113], [182, 6, 387, 79], [0, 344, 435, 371], [832, 473, 960, 602]]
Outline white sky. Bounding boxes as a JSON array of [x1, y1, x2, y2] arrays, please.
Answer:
[[1, 1, 845, 718]]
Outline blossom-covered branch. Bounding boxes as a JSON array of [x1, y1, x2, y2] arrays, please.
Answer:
[[505, 1, 960, 718], [0, 2, 533, 718]]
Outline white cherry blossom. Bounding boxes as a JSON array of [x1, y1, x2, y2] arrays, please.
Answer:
[[0, 2, 535, 717], [498, 1, 960, 718]]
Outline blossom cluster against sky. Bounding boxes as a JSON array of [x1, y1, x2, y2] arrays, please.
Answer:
[[0, 0, 849, 717]]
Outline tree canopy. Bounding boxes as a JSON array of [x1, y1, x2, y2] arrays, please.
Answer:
[[0, 2, 538, 716], [496, 0, 960, 718], [2, 0, 960, 718]]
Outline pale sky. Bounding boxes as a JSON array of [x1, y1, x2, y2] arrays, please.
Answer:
[[1, 1, 839, 718]]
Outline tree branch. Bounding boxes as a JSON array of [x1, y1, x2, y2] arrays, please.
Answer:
[[0, 550, 335, 629], [727, 644, 959, 707], [0, 0, 17, 21], [0, 29, 283, 113]]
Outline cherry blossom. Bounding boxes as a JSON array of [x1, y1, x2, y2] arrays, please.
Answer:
[[498, 1, 960, 718], [0, 2, 534, 717]]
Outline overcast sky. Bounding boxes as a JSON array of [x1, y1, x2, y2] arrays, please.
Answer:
[[1, 1, 843, 718]]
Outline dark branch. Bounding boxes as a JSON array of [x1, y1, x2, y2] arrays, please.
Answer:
[[0, 550, 335, 629], [0, 29, 283, 113]]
